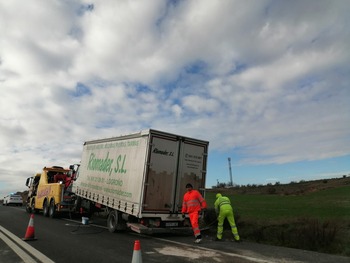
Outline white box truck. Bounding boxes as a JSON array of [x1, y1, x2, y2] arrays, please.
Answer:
[[73, 129, 209, 234]]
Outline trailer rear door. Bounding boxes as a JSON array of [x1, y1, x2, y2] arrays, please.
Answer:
[[143, 132, 208, 213], [143, 135, 179, 212]]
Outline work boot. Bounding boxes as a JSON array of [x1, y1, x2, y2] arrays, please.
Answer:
[[194, 238, 202, 244], [194, 235, 202, 244], [215, 237, 222, 241]]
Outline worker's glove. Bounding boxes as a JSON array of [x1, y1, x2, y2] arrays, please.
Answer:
[[182, 213, 186, 219]]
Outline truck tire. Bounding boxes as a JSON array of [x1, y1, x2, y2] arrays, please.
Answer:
[[26, 204, 32, 213], [43, 200, 49, 217], [49, 199, 56, 218], [107, 210, 126, 233], [30, 200, 39, 214]]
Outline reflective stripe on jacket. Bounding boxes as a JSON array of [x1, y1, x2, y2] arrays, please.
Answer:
[[214, 196, 232, 214], [182, 190, 207, 213]]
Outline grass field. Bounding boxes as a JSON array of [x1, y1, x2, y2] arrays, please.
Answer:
[[206, 185, 350, 221], [204, 184, 350, 256]]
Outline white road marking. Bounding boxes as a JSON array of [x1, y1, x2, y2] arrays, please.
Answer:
[[0, 225, 55, 263], [0, 230, 36, 263]]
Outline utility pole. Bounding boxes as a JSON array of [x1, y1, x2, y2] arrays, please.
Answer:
[[228, 157, 233, 186]]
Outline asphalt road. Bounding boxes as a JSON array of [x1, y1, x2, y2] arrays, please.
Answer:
[[1, 205, 349, 263]]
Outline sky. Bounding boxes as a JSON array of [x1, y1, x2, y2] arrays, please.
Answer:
[[1, 0, 350, 198]]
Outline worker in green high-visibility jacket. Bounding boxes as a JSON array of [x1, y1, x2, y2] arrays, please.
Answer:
[[214, 193, 240, 242]]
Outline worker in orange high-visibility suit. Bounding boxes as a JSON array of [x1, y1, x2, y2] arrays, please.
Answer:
[[214, 193, 240, 242], [182, 183, 207, 244]]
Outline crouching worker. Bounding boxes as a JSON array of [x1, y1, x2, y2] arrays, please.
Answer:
[[182, 183, 207, 244], [214, 193, 240, 242]]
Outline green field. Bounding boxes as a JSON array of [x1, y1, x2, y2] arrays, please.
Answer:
[[206, 185, 350, 221], [204, 185, 350, 256]]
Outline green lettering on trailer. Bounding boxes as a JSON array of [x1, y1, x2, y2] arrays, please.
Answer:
[[114, 155, 127, 174], [87, 152, 114, 173]]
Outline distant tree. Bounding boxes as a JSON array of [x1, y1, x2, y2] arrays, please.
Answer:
[[216, 182, 227, 188], [267, 187, 277, 194]]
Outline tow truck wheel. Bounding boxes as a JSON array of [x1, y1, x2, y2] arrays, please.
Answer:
[[43, 200, 49, 217], [25, 203, 32, 213], [49, 199, 56, 218], [31, 200, 38, 214]]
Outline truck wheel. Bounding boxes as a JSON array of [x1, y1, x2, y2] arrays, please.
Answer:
[[31, 200, 38, 214], [107, 210, 126, 233], [107, 210, 118, 233], [49, 200, 56, 218], [26, 204, 32, 213], [43, 200, 49, 217]]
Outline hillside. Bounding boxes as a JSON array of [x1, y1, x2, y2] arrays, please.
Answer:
[[207, 176, 350, 196]]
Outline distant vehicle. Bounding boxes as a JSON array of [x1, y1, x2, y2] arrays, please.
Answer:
[[3, 194, 23, 206]]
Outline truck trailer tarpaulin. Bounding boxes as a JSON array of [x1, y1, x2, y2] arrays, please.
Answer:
[[73, 129, 209, 233]]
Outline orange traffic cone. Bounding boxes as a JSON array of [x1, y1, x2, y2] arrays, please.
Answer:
[[131, 240, 142, 263], [22, 214, 37, 241]]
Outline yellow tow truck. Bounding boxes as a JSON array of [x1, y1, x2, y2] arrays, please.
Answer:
[[25, 166, 76, 218]]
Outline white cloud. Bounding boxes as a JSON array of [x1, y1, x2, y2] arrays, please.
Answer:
[[0, 0, 349, 196], [182, 95, 220, 113], [171, 104, 183, 119]]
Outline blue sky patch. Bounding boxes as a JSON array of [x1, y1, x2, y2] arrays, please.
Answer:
[[77, 4, 94, 16], [70, 82, 92, 97]]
